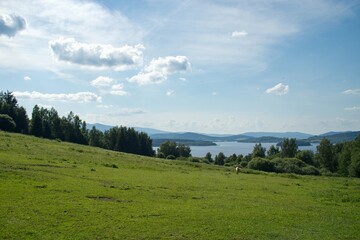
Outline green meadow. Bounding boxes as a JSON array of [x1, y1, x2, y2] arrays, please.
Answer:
[[1, 131, 360, 239]]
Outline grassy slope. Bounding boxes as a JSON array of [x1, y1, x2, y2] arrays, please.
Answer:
[[1, 131, 360, 240]]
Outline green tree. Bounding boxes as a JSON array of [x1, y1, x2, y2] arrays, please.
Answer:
[[0, 91, 29, 133], [214, 152, 226, 165], [280, 138, 298, 158], [178, 144, 191, 158], [88, 126, 104, 148], [337, 142, 352, 176], [267, 145, 280, 159], [30, 105, 43, 137], [157, 141, 178, 158], [252, 143, 266, 158], [316, 138, 336, 172], [349, 136, 360, 177], [296, 150, 315, 166], [205, 152, 213, 163]]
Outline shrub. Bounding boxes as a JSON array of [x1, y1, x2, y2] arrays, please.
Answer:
[[157, 152, 165, 159], [239, 160, 248, 168], [189, 157, 200, 163], [271, 158, 306, 174], [296, 150, 315, 165], [166, 155, 176, 160], [248, 158, 274, 172], [0, 114, 16, 131], [301, 165, 320, 175]]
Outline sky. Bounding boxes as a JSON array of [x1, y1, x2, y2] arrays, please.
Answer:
[[1, 0, 360, 135]]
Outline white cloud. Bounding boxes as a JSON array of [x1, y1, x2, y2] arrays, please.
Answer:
[[212, 92, 218, 96], [0, 14, 26, 37], [0, 0, 142, 70], [24, 76, 31, 81], [129, 56, 191, 85], [13, 91, 101, 103], [49, 38, 144, 71], [166, 89, 175, 96], [232, 31, 248, 37], [343, 89, 360, 95], [91, 76, 114, 88], [265, 83, 289, 96], [110, 84, 128, 96], [344, 106, 360, 111], [179, 77, 187, 82]]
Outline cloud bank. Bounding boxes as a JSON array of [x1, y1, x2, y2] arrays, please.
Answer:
[[49, 38, 144, 71], [129, 56, 191, 85], [13, 91, 101, 103], [0, 14, 26, 37], [266, 83, 289, 96]]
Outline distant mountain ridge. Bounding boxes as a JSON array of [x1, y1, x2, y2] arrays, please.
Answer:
[[242, 132, 313, 139], [87, 123, 169, 135], [87, 123, 359, 145]]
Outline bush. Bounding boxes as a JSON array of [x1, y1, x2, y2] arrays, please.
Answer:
[[157, 152, 165, 159], [0, 114, 16, 131], [239, 160, 248, 168], [189, 157, 200, 163], [271, 158, 306, 174], [271, 158, 320, 176], [301, 165, 320, 175], [166, 155, 176, 160], [296, 150, 315, 165], [248, 158, 274, 172]]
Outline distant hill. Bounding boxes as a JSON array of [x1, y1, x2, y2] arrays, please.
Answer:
[[87, 123, 169, 135], [150, 132, 252, 142], [308, 131, 360, 144], [237, 136, 282, 143], [152, 139, 216, 147], [87, 124, 358, 144], [243, 132, 313, 139], [87, 123, 112, 132]]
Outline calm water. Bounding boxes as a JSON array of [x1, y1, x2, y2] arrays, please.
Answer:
[[154, 142, 319, 158]]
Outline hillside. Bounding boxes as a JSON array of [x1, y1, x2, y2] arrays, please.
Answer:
[[1, 131, 360, 239], [243, 132, 313, 139], [309, 131, 360, 143]]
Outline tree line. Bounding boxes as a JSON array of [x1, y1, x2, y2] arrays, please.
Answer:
[[157, 137, 360, 177], [0, 91, 154, 157]]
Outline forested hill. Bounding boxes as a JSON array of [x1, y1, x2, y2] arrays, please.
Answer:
[[308, 131, 360, 144]]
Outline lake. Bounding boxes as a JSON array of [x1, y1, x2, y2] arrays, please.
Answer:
[[154, 142, 319, 158]]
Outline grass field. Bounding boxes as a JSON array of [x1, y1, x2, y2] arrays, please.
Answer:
[[1, 131, 360, 239]]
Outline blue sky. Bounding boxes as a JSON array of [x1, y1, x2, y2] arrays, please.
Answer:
[[1, 0, 360, 134]]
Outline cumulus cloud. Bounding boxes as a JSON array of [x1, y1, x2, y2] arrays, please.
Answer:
[[24, 76, 31, 81], [13, 91, 101, 103], [0, 14, 26, 37], [265, 83, 289, 96], [49, 38, 144, 71], [129, 56, 191, 85], [91, 76, 114, 88], [342, 89, 360, 95], [232, 30, 248, 37], [110, 84, 128, 96]]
